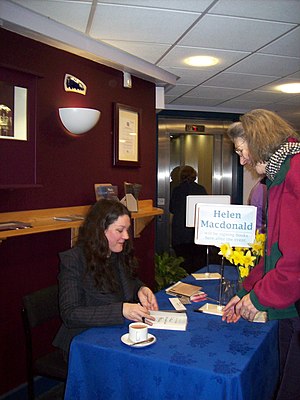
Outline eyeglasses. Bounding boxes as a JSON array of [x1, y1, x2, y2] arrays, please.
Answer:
[[234, 147, 244, 156]]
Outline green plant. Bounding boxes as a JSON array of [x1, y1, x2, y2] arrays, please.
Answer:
[[154, 252, 188, 292]]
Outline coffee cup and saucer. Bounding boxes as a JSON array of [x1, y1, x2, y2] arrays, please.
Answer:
[[121, 322, 156, 348]]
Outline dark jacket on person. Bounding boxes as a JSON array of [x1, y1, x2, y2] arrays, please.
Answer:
[[169, 181, 207, 247], [53, 246, 143, 353]]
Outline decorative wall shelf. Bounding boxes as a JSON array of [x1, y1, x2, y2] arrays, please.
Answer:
[[0, 200, 163, 243]]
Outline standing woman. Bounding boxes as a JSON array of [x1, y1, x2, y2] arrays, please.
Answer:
[[223, 110, 300, 400], [53, 199, 158, 357], [169, 165, 207, 274]]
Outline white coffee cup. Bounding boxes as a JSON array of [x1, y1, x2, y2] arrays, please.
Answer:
[[129, 322, 148, 343]]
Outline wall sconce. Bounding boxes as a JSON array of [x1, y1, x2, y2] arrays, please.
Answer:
[[59, 107, 101, 135]]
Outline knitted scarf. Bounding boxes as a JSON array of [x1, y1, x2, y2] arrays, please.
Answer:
[[265, 141, 300, 181]]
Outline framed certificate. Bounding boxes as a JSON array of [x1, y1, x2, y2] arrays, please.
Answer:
[[113, 103, 140, 167]]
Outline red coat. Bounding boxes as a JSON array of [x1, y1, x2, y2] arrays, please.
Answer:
[[239, 153, 300, 320]]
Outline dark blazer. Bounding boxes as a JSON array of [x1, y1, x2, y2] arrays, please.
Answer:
[[53, 246, 143, 353], [169, 181, 207, 247]]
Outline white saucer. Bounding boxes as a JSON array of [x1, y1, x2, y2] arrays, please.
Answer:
[[121, 333, 156, 348]]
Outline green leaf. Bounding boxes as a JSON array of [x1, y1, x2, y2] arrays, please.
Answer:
[[154, 252, 188, 292]]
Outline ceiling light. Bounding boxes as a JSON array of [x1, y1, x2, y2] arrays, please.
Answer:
[[184, 56, 219, 67], [277, 83, 300, 94]]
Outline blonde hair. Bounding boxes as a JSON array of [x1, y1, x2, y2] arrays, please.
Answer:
[[240, 109, 299, 163]]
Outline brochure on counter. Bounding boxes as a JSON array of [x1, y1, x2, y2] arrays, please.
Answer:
[[149, 310, 188, 331]]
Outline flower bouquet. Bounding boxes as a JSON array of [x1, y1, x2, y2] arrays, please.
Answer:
[[218, 230, 267, 323], [218, 230, 266, 283]]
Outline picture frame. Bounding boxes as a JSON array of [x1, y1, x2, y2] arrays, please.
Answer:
[[0, 66, 38, 187], [113, 103, 140, 167]]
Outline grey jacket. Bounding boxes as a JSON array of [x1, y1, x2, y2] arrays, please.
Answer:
[[53, 246, 143, 353]]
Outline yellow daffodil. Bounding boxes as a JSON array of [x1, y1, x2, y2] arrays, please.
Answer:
[[239, 265, 249, 278], [232, 249, 245, 266], [219, 231, 266, 282], [243, 250, 256, 268], [218, 243, 233, 259]]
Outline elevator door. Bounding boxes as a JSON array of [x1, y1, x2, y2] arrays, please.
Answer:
[[156, 117, 236, 254]]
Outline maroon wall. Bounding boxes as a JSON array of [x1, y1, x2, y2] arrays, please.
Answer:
[[0, 28, 157, 394]]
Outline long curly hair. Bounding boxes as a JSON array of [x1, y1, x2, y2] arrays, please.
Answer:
[[77, 199, 138, 291]]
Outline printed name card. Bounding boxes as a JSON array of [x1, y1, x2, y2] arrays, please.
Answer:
[[194, 204, 257, 247]]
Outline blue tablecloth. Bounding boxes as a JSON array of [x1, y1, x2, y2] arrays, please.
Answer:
[[64, 265, 279, 400]]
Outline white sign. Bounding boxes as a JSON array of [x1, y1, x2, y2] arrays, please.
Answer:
[[186, 195, 231, 227], [194, 203, 257, 247]]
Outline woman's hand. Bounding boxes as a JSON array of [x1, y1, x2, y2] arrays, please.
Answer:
[[222, 295, 241, 323], [137, 286, 159, 311], [235, 293, 259, 322], [222, 293, 259, 323], [122, 302, 155, 324]]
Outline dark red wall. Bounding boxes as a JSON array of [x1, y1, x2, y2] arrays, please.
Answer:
[[0, 28, 157, 394]]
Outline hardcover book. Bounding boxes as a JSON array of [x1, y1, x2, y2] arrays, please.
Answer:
[[94, 184, 119, 201], [166, 281, 202, 297]]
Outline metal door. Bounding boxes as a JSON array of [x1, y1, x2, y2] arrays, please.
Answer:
[[156, 117, 238, 254]]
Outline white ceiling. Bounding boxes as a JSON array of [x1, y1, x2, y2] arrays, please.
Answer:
[[2, 0, 300, 129]]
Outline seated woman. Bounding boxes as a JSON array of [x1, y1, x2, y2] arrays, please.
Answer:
[[53, 199, 158, 357]]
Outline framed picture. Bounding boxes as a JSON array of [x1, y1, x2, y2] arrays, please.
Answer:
[[0, 66, 37, 187], [113, 103, 140, 167]]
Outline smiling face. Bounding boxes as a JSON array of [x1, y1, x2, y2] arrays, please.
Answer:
[[104, 214, 130, 253]]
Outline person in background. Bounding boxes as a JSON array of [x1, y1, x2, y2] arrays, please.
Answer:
[[170, 166, 181, 196], [53, 199, 158, 357], [223, 110, 300, 400], [169, 165, 207, 274], [247, 176, 267, 232]]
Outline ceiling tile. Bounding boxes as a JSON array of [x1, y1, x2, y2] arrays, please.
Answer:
[[11, 0, 91, 32], [287, 71, 300, 79], [228, 54, 300, 77], [235, 90, 291, 103], [102, 0, 215, 12], [259, 27, 300, 58], [165, 84, 195, 96], [171, 97, 225, 107], [204, 72, 279, 90], [102, 40, 171, 63], [179, 14, 295, 51], [187, 85, 248, 99], [90, 4, 200, 43], [210, 0, 300, 24], [161, 67, 217, 84], [218, 99, 268, 110]]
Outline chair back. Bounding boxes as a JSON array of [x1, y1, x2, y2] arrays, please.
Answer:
[[21, 284, 66, 400], [23, 285, 59, 328]]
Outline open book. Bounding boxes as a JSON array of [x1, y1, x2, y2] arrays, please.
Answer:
[[166, 281, 202, 297], [149, 310, 188, 331]]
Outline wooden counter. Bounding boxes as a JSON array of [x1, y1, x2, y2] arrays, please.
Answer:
[[0, 200, 163, 243]]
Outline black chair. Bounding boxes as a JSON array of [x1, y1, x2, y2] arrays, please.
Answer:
[[21, 284, 67, 400]]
